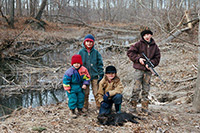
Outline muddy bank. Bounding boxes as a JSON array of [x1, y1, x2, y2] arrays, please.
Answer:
[[0, 101, 199, 132], [0, 25, 199, 132]]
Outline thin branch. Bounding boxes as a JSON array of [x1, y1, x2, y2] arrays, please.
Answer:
[[0, 6, 10, 25], [173, 76, 197, 83]]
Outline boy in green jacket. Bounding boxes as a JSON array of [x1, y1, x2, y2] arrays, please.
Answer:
[[78, 34, 104, 110]]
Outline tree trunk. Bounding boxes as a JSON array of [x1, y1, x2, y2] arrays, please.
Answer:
[[26, 0, 29, 16], [107, 0, 111, 22], [193, 9, 200, 112], [150, 0, 153, 11], [103, 0, 106, 21], [159, 0, 162, 9], [5, 0, 9, 15], [9, 0, 14, 28], [35, 0, 47, 21], [30, 0, 36, 17], [16, 0, 22, 16], [86, 0, 89, 8]]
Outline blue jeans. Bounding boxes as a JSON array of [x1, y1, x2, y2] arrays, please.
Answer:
[[99, 94, 122, 115]]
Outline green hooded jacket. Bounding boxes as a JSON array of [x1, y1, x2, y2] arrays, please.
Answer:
[[78, 44, 104, 80]]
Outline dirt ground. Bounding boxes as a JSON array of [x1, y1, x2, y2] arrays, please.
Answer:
[[0, 24, 200, 133]]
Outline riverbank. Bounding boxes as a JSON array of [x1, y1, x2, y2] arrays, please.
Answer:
[[0, 23, 200, 132]]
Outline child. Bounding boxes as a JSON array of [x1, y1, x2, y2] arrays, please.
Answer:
[[96, 65, 124, 115], [63, 54, 90, 118], [78, 34, 104, 110], [127, 26, 161, 115]]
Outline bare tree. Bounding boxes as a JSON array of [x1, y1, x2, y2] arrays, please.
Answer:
[[9, 0, 14, 28], [16, 0, 22, 16], [35, 0, 47, 21], [30, 0, 36, 17], [192, 9, 200, 112]]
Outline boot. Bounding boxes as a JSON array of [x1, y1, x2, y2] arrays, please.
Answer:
[[115, 104, 121, 114], [141, 101, 151, 116], [70, 109, 77, 119], [96, 100, 101, 110], [83, 87, 89, 111], [83, 100, 89, 112], [129, 101, 137, 113], [77, 108, 87, 116]]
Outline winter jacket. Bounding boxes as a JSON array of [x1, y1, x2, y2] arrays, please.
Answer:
[[96, 76, 124, 104], [63, 66, 90, 93], [127, 38, 160, 71], [78, 44, 104, 80]]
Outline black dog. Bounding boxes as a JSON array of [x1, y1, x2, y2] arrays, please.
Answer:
[[97, 112, 142, 126]]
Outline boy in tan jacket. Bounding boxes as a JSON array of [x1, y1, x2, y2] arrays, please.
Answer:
[[96, 66, 124, 115]]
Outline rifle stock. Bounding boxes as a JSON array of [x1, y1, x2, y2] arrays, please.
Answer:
[[142, 53, 166, 84]]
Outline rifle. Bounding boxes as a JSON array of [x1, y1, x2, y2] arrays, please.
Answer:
[[142, 53, 166, 85]]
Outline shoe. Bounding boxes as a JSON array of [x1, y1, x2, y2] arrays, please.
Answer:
[[129, 108, 138, 114], [141, 108, 151, 116], [115, 104, 121, 114], [70, 109, 77, 119], [116, 111, 121, 114], [82, 107, 88, 112], [139, 101, 151, 116], [78, 108, 87, 116], [129, 101, 137, 114]]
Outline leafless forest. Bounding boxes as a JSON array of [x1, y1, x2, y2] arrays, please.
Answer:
[[0, 0, 200, 132]]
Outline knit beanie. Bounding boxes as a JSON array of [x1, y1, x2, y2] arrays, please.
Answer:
[[105, 65, 117, 74], [140, 27, 153, 38], [71, 54, 83, 65], [84, 34, 95, 42]]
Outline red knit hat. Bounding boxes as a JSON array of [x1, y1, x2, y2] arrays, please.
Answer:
[[71, 54, 83, 65]]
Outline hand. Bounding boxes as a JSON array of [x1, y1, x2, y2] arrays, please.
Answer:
[[103, 92, 110, 102], [64, 86, 71, 91], [139, 58, 146, 65], [67, 90, 70, 93], [145, 64, 150, 70], [82, 84, 87, 89]]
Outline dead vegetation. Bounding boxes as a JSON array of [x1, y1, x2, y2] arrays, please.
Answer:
[[0, 18, 199, 132]]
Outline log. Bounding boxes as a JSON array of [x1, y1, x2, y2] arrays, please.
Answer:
[[173, 76, 197, 83], [45, 14, 139, 34], [185, 10, 192, 29], [163, 27, 191, 43], [172, 83, 196, 92], [162, 10, 195, 44]]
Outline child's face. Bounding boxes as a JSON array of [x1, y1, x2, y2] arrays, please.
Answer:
[[143, 34, 152, 42], [73, 63, 81, 69], [106, 73, 116, 81], [85, 40, 94, 48]]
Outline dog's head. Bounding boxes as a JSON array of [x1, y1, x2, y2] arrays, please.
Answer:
[[97, 114, 109, 125]]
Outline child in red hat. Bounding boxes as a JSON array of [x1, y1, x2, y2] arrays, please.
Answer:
[[63, 54, 90, 118]]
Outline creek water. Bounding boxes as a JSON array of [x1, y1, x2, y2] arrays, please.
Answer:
[[0, 34, 136, 117], [0, 88, 95, 117]]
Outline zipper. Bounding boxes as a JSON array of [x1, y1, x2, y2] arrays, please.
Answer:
[[88, 52, 91, 74]]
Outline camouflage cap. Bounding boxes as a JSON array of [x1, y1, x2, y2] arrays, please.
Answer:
[[140, 26, 153, 37]]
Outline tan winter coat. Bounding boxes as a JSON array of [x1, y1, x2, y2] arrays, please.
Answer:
[[96, 75, 124, 104]]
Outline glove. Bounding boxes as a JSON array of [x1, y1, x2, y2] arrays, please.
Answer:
[[101, 101, 109, 108], [103, 92, 110, 102]]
